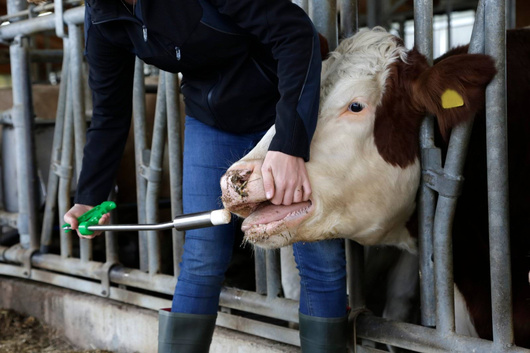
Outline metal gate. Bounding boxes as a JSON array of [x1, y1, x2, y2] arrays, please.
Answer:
[[0, 0, 527, 352]]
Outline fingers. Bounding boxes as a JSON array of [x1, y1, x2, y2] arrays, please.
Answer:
[[262, 151, 312, 206], [63, 203, 110, 239], [261, 163, 276, 202]]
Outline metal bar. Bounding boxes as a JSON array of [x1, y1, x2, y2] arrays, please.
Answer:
[[356, 315, 530, 353], [310, 0, 338, 51], [266, 249, 282, 298], [432, 195, 456, 333], [414, 0, 436, 329], [9, 36, 39, 251], [68, 23, 85, 180], [484, 0, 513, 346], [0, 6, 84, 40], [70, 209, 231, 233], [67, 23, 91, 262], [40, 37, 69, 253], [0, 0, 81, 22], [428, 0, 486, 334], [57, 45, 75, 258], [216, 311, 300, 347], [339, 0, 358, 39], [54, 0, 65, 38], [346, 241, 365, 310], [132, 59, 149, 272], [145, 74, 167, 275], [505, 0, 516, 30], [254, 247, 267, 295], [164, 71, 184, 278]]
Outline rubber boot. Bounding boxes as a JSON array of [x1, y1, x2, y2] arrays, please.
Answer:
[[299, 312, 348, 353], [158, 309, 217, 353]]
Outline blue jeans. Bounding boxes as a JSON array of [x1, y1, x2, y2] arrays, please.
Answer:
[[171, 117, 347, 318]]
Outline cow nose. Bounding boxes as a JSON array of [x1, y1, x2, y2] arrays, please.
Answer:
[[222, 169, 252, 197]]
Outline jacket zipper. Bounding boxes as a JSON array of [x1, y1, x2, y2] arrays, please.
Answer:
[[175, 47, 181, 61]]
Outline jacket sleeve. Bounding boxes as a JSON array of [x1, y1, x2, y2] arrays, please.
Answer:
[[209, 0, 321, 161], [75, 9, 136, 206]]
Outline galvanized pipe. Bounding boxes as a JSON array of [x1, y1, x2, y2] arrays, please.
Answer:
[[429, 2, 486, 335], [164, 71, 184, 277], [310, 0, 338, 51], [58, 58, 75, 258], [40, 38, 69, 253], [9, 35, 39, 251], [132, 59, 149, 272], [145, 74, 167, 275], [414, 0, 436, 329], [484, 0, 513, 346], [356, 315, 530, 353], [254, 247, 267, 295], [266, 249, 282, 298], [339, 0, 358, 39], [67, 22, 92, 262], [0, 6, 84, 40], [68, 23, 86, 180]]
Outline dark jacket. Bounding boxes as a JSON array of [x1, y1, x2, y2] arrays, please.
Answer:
[[76, 0, 321, 205]]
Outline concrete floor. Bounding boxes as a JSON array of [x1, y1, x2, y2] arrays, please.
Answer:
[[0, 276, 299, 353]]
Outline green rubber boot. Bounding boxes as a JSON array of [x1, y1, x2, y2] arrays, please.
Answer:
[[299, 312, 349, 353], [158, 309, 217, 353]]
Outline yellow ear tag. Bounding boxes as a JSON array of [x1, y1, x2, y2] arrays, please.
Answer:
[[441, 89, 464, 109]]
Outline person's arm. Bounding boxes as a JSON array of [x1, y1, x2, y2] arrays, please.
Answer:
[[209, 0, 321, 205], [64, 8, 135, 237], [75, 16, 136, 207]]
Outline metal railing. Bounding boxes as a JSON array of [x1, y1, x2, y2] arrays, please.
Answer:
[[0, 0, 526, 352]]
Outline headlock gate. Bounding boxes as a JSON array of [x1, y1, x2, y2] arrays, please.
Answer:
[[0, 0, 527, 352]]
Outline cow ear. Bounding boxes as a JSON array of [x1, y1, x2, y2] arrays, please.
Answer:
[[413, 53, 497, 138]]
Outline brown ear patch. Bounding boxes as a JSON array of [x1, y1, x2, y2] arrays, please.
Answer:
[[373, 48, 430, 168], [413, 53, 497, 138]]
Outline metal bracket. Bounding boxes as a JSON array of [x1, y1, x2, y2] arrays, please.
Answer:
[[139, 164, 162, 183], [348, 307, 372, 353], [21, 246, 38, 278], [98, 261, 119, 297], [54, 0, 66, 38], [421, 147, 464, 198], [52, 161, 72, 179]]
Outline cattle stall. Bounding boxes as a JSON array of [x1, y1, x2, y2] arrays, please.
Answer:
[[0, 0, 527, 352]]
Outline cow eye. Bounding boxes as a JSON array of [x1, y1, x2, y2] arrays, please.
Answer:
[[349, 102, 364, 113]]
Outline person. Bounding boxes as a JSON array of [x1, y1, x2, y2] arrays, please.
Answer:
[[63, 0, 348, 352]]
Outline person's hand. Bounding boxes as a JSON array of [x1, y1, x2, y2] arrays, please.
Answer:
[[63, 203, 111, 239], [261, 151, 312, 206]]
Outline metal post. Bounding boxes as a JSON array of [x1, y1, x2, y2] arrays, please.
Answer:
[[164, 71, 184, 277], [40, 38, 69, 252], [68, 23, 86, 180], [58, 68, 75, 258], [145, 74, 167, 275], [484, 0, 513, 346], [310, 0, 338, 51], [266, 249, 282, 298], [414, 0, 436, 329], [340, 0, 358, 39], [255, 247, 267, 295], [9, 37, 40, 251], [132, 59, 149, 272]]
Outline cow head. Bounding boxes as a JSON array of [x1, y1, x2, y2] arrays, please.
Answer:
[[221, 27, 496, 250]]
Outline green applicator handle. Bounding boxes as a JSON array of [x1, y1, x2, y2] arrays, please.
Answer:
[[62, 201, 117, 236]]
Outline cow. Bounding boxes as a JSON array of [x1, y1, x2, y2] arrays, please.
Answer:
[[220, 27, 530, 347]]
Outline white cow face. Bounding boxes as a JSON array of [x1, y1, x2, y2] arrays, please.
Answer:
[[221, 27, 496, 251]]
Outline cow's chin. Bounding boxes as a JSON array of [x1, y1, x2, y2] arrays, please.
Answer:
[[240, 201, 312, 249]]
